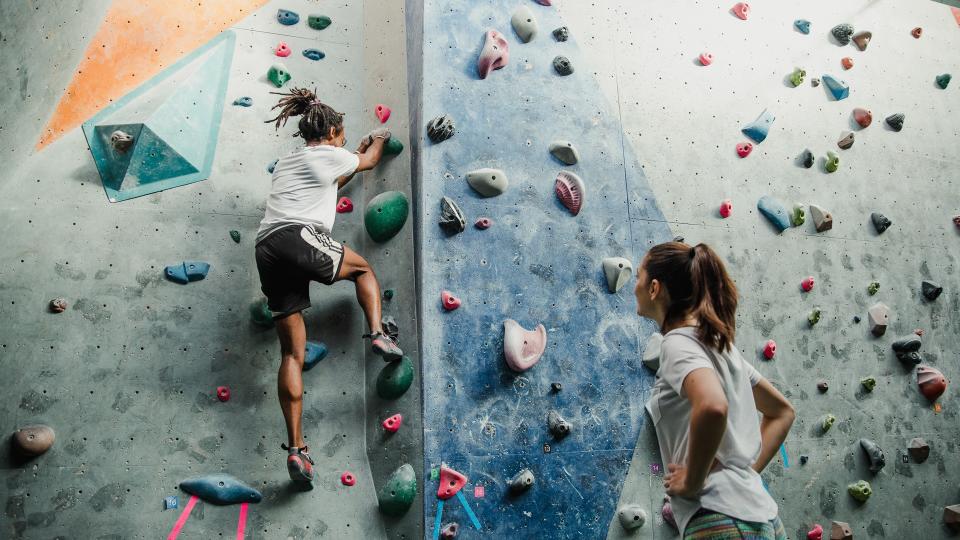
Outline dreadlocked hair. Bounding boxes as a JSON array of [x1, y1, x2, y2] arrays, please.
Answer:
[[265, 87, 345, 141]]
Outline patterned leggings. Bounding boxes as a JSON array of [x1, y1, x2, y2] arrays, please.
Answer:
[[684, 509, 787, 540]]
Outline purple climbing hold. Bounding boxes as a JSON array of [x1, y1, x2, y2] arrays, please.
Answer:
[[503, 319, 547, 372], [478, 30, 509, 79], [474, 217, 492, 230], [179, 474, 262, 505]]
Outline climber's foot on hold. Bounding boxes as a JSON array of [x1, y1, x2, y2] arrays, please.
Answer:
[[282, 444, 315, 484], [366, 332, 403, 361]]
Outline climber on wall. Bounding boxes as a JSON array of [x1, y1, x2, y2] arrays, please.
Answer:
[[635, 242, 796, 539], [255, 87, 402, 484]]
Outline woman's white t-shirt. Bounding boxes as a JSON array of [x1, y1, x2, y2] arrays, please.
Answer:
[[256, 145, 360, 243], [645, 326, 778, 535]]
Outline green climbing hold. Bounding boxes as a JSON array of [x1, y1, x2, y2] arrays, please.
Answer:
[[791, 203, 806, 226], [308, 14, 332, 30], [384, 138, 404, 156], [250, 298, 274, 328], [821, 413, 836, 432], [383, 289, 395, 300], [936, 73, 951, 89], [268, 63, 291, 88], [230, 230, 241, 243], [808, 308, 821, 326], [847, 479, 872, 502], [365, 191, 409, 243], [860, 377, 876, 392], [790, 67, 806, 87], [378, 463, 417, 517], [377, 356, 414, 399], [825, 151, 839, 173], [868, 281, 880, 295]]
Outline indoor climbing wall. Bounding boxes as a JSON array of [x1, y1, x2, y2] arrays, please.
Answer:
[[0, 1, 422, 538]]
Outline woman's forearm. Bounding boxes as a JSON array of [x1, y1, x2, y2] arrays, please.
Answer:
[[685, 405, 728, 486], [752, 411, 795, 472]]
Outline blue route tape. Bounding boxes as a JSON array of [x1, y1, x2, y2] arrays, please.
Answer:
[[432, 500, 444, 540], [456, 490, 482, 530], [779, 443, 789, 468]]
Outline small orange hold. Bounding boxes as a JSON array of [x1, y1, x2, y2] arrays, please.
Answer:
[[841, 57, 854, 70]]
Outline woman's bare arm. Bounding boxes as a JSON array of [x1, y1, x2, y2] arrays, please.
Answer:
[[337, 135, 386, 189], [751, 378, 796, 472]]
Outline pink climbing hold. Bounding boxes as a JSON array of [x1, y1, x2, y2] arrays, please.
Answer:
[[801, 276, 815, 292], [382, 413, 403, 433], [917, 365, 948, 401], [341, 471, 356, 486], [216, 386, 230, 402], [662, 499, 677, 529], [438, 465, 468, 500], [503, 319, 547, 372], [478, 30, 510, 79], [720, 199, 733, 218], [555, 171, 585, 216], [441, 290, 461, 311], [736, 142, 753, 158], [732, 2, 750, 20], [807, 524, 823, 540], [474, 217, 492, 229], [536, 0, 553, 5], [336, 196, 353, 213], [375, 104, 391, 123], [275, 42, 291, 57], [763, 340, 777, 360], [699, 52, 714, 66]]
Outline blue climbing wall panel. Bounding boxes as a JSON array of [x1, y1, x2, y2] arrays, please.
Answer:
[[416, 1, 672, 537]]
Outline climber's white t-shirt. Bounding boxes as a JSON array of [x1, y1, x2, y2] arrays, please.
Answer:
[[645, 326, 778, 535], [256, 144, 359, 243]]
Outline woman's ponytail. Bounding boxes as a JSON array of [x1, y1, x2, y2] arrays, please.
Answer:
[[265, 87, 344, 140]]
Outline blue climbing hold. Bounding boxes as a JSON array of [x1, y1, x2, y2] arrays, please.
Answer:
[[180, 474, 262, 505], [794, 19, 811, 34], [267, 159, 279, 174], [164, 495, 178, 510], [164, 261, 210, 284], [277, 9, 300, 26], [822, 75, 849, 100], [232, 97, 253, 107], [302, 49, 326, 61], [741, 109, 775, 143], [757, 196, 791, 233], [304, 341, 328, 371]]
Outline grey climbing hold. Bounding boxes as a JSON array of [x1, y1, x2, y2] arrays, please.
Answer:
[[12, 425, 55, 456], [871, 212, 891, 234], [440, 522, 459, 539], [832, 521, 854, 540], [508, 468, 535, 494], [867, 302, 890, 337], [822, 75, 849, 100], [229, 230, 241, 243], [439, 197, 466, 233], [602, 257, 633, 293], [642, 332, 663, 371], [837, 132, 854, 150], [427, 115, 456, 143], [549, 140, 580, 165], [553, 56, 574, 76], [809, 204, 833, 232], [817, 380, 829, 393], [860, 377, 876, 392], [547, 410, 572, 438], [811, 77, 820, 87], [466, 168, 508, 197], [232, 97, 253, 107], [847, 479, 872, 502], [936, 73, 952, 89], [741, 108, 775, 143], [831, 23, 854, 45], [800, 149, 814, 168], [885, 113, 904, 132], [617, 505, 648, 530], [851, 31, 872, 51], [892, 334, 922, 365], [553, 26, 569, 41], [757, 196, 791, 233], [921, 280, 942, 301], [908, 437, 929, 462], [511, 6, 538, 43], [110, 130, 134, 153], [180, 474, 262, 505], [860, 438, 885, 473]]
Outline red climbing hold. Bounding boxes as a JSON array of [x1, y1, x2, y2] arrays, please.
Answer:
[[275, 42, 291, 57], [336, 197, 353, 213], [911, 27, 922, 39], [555, 171, 585, 216], [375, 104, 391, 123], [807, 524, 823, 540], [853, 108, 872, 129], [474, 217, 492, 229], [720, 199, 733, 218], [736, 142, 752, 158], [699, 52, 714, 66], [382, 413, 403, 433], [341, 471, 356, 486], [217, 386, 230, 402], [437, 465, 468, 500], [953, 215, 960, 228], [732, 2, 750, 20], [841, 57, 853, 70], [801, 276, 815, 292], [917, 365, 948, 401], [441, 290, 461, 311], [478, 30, 510, 79], [763, 340, 777, 360]]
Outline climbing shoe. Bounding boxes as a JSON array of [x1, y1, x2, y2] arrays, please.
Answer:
[[365, 331, 403, 362], [281, 444, 315, 484]]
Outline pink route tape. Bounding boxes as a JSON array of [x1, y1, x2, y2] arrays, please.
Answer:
[[237, 502, 248, 539], [167, 495, 199, 539]]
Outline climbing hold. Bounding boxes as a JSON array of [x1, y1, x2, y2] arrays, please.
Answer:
[[732, 2, 750, 20], [555, 171, 585, 216], [720, 199, 733, 218], [508, 468, 535, 494], [699, 52, 714, 66], [441, 290, 461, 311], [741, 108, 775, 143], [885, 113, 904, 132], [795, 19, 811, 34], [921, 280, 942, 301], [438, 465, 468, 500], [382, 414, 403, 433], [792, 204, 806, 226], [365, 191, 409, 242], [808, 310, 821, 329], [790, 67, 806, 87], [383, 138, 404, 156], [426, 114, 456, 143], [617, 505, 647, 530], [232, 97, 253, 107], [164, 496, 178, 510], [378, 463, 417, 516], [109, 130, 134, 153], [662, 499, 677, 529], [908, 437, 929, 462], [602, 257, 633, 293], [549, 141, 580, 165], [822, 75, 849, 100], [810, 204, 833, 232], [817, 380, 829, 393], [853, 108, 872, 128], [860, 377, 876, 392], [375, 104, 391, 123], [180, 474, 262, 505], [536, 0, 553, 5], [439, 197, 466, 234], [811, 77, 820, 87], [841, 57, 853, 70], [821, 413, 836, 432], [867, 281, 880, 296], [376, 356, 414, 399], [229, 230, 241, 243], [831, 23, 854, 45], [946, 506, 960, 530], [911, 27, 923, 38], [49, 298, 68, 313], [267, 159, 278, 173], [250, 298, 273, 328], [807, 524, 823, 540], [12, 425, 55, 457], [511, 6, 538, 43], [336, 197, 353, 214], [871, 212, 891, 234], [503, 319, 547, 372], [340, 472, 356, 486], [954, 215, 960, 229], [837, 131, 854, 149], [216, 386, 230, 402], [867, 302, 890, 337], [757, 196, 791, 233], [302, 49, 325, 61], [550, 382, 562, 393], [553, 56, 574, 75], [801, 276, 815, 292], [847, 479, 872, 502], [466, 168, 508, 197], [304, 341, 327, 371], [553, 26, 569, 41], [892, 335, 921, 365], [277, 9, 299, 25], [268, 63, 291, 88], [860, 438, 885, 473], [763, 340, 777, 360], [308, 14, 332, 30], [801, 149, 814, 168], [164, 261, 210, 284], [643, 332, 663, 371], [830, 521, 853, 540], [440, 522, 460, 539], [478, 30, 509, 79], [825, 151, 840, 173], [917, 365, 948, 401], [474, 217, 492, 230], [548, 410, 572, 438], [853, 316, 861, 323], [275, 42, 291, 57], [852, 31, 872, 51], [736, 142, 753, 158]]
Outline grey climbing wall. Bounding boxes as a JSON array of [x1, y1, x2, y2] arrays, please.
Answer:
[[0, 1, 422, 538]]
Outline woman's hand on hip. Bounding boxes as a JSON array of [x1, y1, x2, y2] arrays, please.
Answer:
[[663, 463, 703, 498]]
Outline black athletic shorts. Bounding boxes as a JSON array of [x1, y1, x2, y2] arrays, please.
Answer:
[[254, 224, 345, 319]]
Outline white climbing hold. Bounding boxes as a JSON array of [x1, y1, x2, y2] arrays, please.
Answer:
[[511, 6, 538, 43], [617, 505, 647, 530], [549, 140, 580, 165], [466, 168, 508, 197], [503, 319, 547, 372], [642, 332, 663, 371], [602, 257, 633, 293]]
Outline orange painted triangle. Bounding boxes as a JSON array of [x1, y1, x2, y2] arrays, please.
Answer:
[[37, 0, 269, 150]]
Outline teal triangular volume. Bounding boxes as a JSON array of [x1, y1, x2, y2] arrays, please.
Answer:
[[81, 31, 236, 202]]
